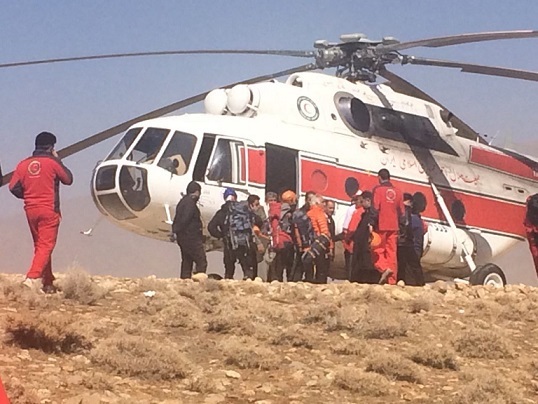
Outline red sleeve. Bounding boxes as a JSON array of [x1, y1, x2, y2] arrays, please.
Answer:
[[54, 159, 73, 185], [8, 163, 24, 199]]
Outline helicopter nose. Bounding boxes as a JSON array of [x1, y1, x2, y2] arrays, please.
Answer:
[[92, 163, 151, 220]]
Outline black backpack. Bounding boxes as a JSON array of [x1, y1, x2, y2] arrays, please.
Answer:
[[292, 208, 315, 248], [527, 193, 538, 226], [224, 201, 253, 249]]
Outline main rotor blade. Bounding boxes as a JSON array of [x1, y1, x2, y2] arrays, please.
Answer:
[[381, 30, 538, 52], [405, 56, 538, 82], [0, 50, 314, 69], [378, 67, 485, 143], [1, 62, 315, 186]]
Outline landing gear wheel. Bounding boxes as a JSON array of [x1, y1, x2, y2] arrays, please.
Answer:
[[469, 263, 506, 287]]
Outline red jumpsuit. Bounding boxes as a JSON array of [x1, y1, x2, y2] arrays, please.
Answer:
[[372, 181, 404, 285], [9, 150, 73, 286]]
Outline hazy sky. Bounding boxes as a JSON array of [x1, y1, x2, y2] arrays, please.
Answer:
[[0, 1, 537, 281]]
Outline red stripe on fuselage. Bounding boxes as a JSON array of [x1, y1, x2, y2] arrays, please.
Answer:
[[470, 146, 538, 182], [248, 148, 265, 184], [300, 159, 526, 238], [245, 148, 525, 237]]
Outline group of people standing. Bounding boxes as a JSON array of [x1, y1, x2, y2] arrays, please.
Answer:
[[172, 168, 427, 286], [4, 131, 538, 293]]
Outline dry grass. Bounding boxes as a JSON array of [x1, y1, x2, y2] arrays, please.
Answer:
[[4, 314, 90, 354], [90, 335, 191, 380], [222, 336, 278, 370], [366, 352, 424, 383], [206, 310, 255, 336], [331, 339, 370, 356], [453, 327, 514, 359], [359, 286, 391, 304], [60, 268, 107, 305], [185, 375, 216, 394], [357, 306, 410, 339], [271, 327, 314, 349], [4, 378, 39, 404], [409, 344, 459, 370], [408, 295, 433, 313], [333, 368, 390, 396], [456, 370, 522, 404], [158, 303, 202, 329]]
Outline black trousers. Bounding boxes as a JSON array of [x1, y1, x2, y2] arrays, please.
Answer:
[[397, 246, 425, 286], [301, 254, 329, 284], [344, 250, 353, 279], [177, 238, 207, 279], [271, 243, 295, 282], [224, 245, 254, 280]]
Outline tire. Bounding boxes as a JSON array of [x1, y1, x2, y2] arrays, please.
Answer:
[[469, 263, 506, 287]]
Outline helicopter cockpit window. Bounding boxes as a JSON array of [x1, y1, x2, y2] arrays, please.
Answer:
[[157, 131, 197, 176], [106, 128, 142, 161], [206, 138, 246, 184], [126, 127, 169, 164]]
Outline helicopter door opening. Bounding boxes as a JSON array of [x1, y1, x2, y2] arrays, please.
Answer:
[[265, 143, 297, 196]]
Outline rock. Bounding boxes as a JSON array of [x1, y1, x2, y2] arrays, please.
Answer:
[[475, 288, 487, 299], [192, 273, 208, 282], [260, 384, 272, 393], [244, 389, 256, 397], [254, 277, 263, 283], [225, 370, 241, 379], [391, 288, 412, 301], [204, 394, 226, 404], [455, 282, 468, 291], [432, 280, 448, 294], [397, 280, 406, 287], [321, 288, 334, 296]]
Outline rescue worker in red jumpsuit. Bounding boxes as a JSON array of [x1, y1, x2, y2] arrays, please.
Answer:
[[524, 193, 538, 278], [371, 168, 404, 285], [9, 132, 73, 293]]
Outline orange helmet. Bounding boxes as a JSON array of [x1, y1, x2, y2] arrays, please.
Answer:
[[281, 190, 297, 204], [369, 231, 382, 248]]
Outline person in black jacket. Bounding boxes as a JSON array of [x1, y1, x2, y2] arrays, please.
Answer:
[[208, 188, 258, 280], [172, 181, 207, 278], [396, 193, 425, 286], [351, 191, 379, 283]]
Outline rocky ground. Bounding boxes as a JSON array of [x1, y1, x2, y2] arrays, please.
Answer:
[[1, 271, 538, 404]]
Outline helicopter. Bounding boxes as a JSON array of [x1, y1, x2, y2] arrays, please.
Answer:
[[2, 30, 538, 286]]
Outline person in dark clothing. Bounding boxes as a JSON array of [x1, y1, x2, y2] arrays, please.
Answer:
[[247, 194, 265, 279], [208, 188, 257, 280], [396, 193, 425, 286], [351, 191, 379, 283], [172, 181, 207, 279], [524, 194, 538, 277]]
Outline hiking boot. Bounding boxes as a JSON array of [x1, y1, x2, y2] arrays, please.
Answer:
[[378, 269, 393, 285], [22, 277, 43, 292], [42, 284, 58, 294]]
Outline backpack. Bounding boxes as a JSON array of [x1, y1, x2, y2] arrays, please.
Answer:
[[292, 208, 315, 249], [527, 193, 538, 226], [224, 201, 253, 249], [268, 202, 294, 250]]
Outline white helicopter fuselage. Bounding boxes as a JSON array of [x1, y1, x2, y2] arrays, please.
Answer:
[[91, 72, 537, 279]]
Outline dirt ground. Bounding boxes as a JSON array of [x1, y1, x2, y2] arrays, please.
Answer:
[[1, 270, 538, 404]]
